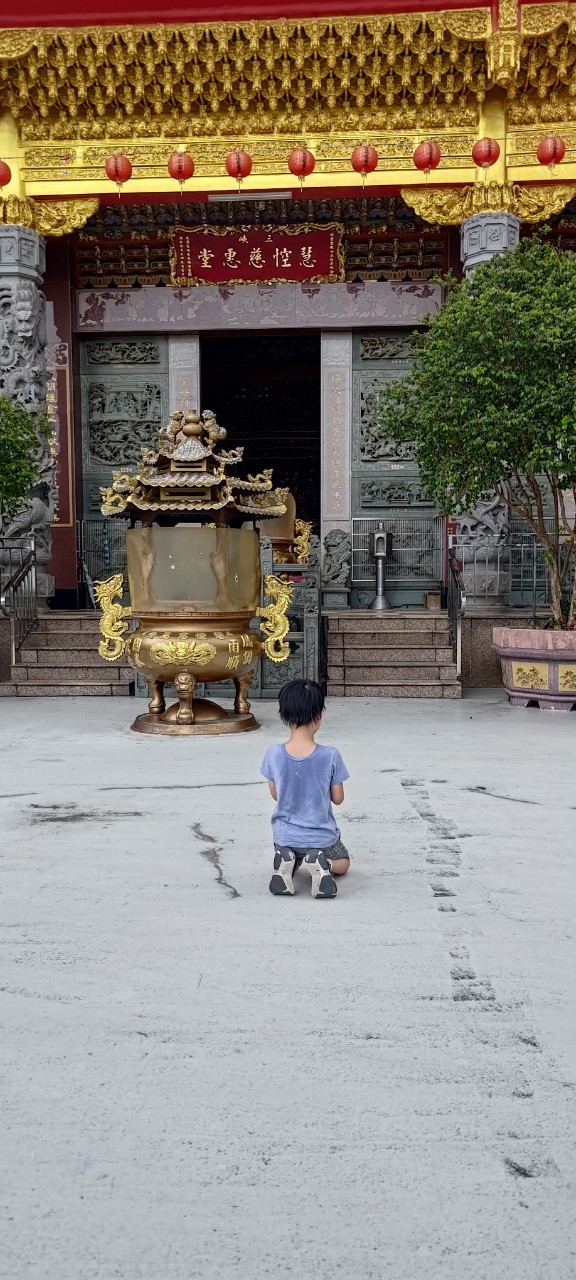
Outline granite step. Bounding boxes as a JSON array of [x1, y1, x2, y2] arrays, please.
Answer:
[[35, 613, 102, 632], [12, 665, 133, 684], [327, 683, 446, 699], [12, 684, 131, 697], [327, 682, 461, 699], [335, 646, 455, 665], [27, 632, 105, 650], [328, 631, 440, 648], [331, 617, 450, 635], [20, 647, 115, 667], [334, 665, 457, 685]]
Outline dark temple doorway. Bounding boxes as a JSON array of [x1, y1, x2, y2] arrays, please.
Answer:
[[200, 332, 321, 529]]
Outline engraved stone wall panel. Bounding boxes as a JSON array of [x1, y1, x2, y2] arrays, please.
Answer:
[[351, 329, 440, 604], [76, 282, 442, 334], [168, 335, 200, 416], [80, 335, 169, 519], [86, 340, 161, 365]]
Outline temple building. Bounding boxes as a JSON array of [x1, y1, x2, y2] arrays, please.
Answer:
[[1, 0, 576, 695]]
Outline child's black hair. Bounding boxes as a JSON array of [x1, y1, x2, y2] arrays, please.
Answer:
[[278, 679, 325, 728]]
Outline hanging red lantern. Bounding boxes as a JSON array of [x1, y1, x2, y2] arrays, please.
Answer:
[[225, 148, 252, 187], [351, 144, 379, 185], [537, 134, 566, 172], [288, 146, 316, 187], [413, 140, 441, 176], [105, 152, 133, 195], [167, 151, 195, 194], [472, 138, 500, 170], [0, 160, 11, 189]]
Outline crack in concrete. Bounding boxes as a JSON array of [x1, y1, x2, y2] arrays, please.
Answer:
[[463, 786, 539, 806], [190, 822, 240, 899], [504, 1157, 537, 1179], [28, 803, 142, 824], [0, 792, 39, 800]]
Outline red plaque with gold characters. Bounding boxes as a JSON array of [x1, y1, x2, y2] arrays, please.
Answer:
[[171, 224, 344, 287]]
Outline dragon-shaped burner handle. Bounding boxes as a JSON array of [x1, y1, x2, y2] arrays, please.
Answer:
[[94, 573, 132, 661], [258, 574, 293, 662]]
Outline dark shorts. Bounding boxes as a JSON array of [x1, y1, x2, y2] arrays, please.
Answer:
[[273, 836, 350, 865]]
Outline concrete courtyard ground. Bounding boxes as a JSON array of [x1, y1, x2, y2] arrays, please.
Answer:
[[1, 691, 575, 1280]]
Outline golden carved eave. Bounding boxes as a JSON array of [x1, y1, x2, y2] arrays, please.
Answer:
[[401, 180, 576, 224], [0, 195, 100, 234], [0, 10, 493, 143]]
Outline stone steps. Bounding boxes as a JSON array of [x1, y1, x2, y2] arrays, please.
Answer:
[[2, 612, 134, 698], [326, 610, 461, 699]]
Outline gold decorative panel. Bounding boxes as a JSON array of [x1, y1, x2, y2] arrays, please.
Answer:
[[558, 664, 576, 692], [511, 661, 549, 691]]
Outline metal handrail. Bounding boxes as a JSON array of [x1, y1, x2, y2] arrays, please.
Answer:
[[0, 536, 38, 666], [447, 548, 466, 678]]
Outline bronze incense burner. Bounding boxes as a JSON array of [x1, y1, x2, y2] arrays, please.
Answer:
[[95, 409, 293, 734]]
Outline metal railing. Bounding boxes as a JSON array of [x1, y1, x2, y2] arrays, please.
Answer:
[[352, 515, 444, 585], [452, 538, 575, 614], [447, 548, 466, 677], [0, 536, 38, 666]]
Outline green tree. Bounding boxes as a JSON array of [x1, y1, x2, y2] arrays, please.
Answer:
[[0, 396, 49, 531], [378, 237, 576, 628]]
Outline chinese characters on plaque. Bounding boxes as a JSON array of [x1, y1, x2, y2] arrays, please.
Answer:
[[45, 342, 71, 526], [328, 370, 345, 515], [172, 225, 344, 286]]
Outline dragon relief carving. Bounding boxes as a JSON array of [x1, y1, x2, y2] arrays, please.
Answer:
[[0, 277, 57, 560], [149, 635, 217, 667], [359, 376, 416, 463], [87, 382, 163, 465], [258, 575, 292, 662], [95, 573, 132, 661]]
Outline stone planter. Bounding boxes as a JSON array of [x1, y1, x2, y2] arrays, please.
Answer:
[[492, 627, 576, 710]]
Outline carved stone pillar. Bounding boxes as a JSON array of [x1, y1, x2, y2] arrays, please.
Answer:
[[0, 225, 55, 601], [168, 334, 200, 415], [460, 211, 520, 278], [320, 332, 352, 542]]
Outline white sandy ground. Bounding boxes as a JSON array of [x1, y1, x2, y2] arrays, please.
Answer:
[[0, 690, 575, 1280]]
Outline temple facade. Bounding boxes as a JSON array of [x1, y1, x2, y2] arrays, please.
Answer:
[[1, 0, 575, 635]]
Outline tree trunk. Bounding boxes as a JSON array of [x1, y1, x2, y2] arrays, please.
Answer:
[[568, 563, 576, 631], [548, 559, 565, 628]]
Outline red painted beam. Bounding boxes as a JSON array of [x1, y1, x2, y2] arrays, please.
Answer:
[[1, 0, 497, 31]]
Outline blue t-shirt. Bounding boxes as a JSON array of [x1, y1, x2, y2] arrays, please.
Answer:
[[260, 743, 349, 849]]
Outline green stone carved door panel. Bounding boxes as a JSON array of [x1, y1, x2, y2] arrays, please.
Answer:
[[80, 336, 169, 518], [351, 330, 441, 605]]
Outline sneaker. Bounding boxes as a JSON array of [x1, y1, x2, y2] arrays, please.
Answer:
[[269, 848, 296, 896], [303, 850, 337, 899]]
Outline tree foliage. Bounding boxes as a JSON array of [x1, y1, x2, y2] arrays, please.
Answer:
[[378, 237, 576, 627], [0, 396, 48, 526]]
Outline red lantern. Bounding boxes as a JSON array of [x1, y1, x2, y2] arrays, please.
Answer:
[[225, 148, 252, 187], [288, 147, 316, 187], [537, 135, 566, 172], [351, 144, 378, 185], [0, 160, 11, 189], [105, 152, 132, 196], [167, 151, 195, 195], [413, 140, 441, 177], [472, 138, 500, 170]]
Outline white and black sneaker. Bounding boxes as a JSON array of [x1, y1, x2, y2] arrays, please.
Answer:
[[303, 850, 337, 899], [269, 848, 296, 895]]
